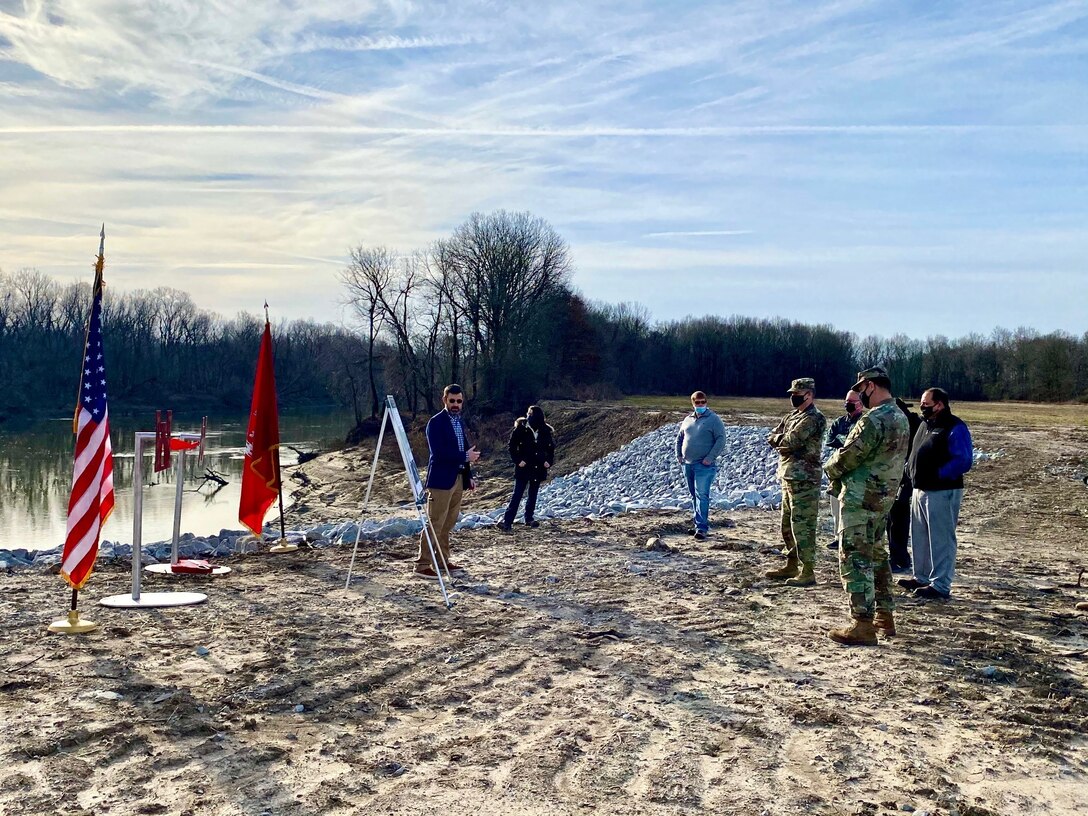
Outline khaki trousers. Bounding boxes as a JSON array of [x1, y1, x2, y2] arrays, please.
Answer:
[[416, 482, 463, 568]]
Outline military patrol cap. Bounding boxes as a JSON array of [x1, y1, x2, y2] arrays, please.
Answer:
[[852, 365, 889, 391], [787, 377, 815, 393]]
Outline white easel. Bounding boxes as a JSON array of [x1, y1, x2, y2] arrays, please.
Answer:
[[345, 395, 453, 608], [100, 430, 208, 608]]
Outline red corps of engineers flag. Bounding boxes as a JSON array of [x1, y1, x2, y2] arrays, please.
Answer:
[[238, 319, 281, 536], [60, 239, 115, 590]]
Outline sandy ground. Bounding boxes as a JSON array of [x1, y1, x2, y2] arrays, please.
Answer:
[[2, 409, 1087, 816]]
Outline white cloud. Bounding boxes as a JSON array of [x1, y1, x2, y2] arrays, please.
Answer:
[[0, 0, 1085, 338]]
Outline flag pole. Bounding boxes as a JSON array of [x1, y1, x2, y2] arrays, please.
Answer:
[[263, 303, 296, 554], [50, 226, 107, 635], [274, 457, 289, 546]]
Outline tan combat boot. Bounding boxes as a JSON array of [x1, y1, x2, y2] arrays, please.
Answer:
[[785, 564, 816, 587], [765, 555, 800, 580], [828, 619, 878, 646], [874, 609, 896, 636]]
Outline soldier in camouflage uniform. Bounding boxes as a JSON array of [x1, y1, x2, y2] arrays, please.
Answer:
[[823, 366, 910, 645], [765, 377, 827, 587]]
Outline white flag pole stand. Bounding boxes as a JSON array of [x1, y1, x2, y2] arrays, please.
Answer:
[[345, 396, 453, 609], [100, 431, 207, 608]]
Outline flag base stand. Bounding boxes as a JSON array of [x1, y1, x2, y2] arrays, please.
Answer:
[[100, 591, 207, 608], [48, 609, 98, 634], [144, 563, 232, 576], [269, 540, 298, 553]]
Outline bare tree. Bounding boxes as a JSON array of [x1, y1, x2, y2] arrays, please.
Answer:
[[341, 246, 394, 419], [442, 211, 573, 406]]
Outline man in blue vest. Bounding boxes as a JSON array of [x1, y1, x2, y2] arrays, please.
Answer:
[[899, 387, 973, 600], [415, 384, 481, 577]]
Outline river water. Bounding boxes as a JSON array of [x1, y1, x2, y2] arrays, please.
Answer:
[[0, 409, 356, 552]]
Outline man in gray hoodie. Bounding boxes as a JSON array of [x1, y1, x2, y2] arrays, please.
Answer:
[[675, 391, 726, 540]]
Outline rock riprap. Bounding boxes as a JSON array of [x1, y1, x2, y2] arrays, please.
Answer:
[[511, 423, 781, 523]]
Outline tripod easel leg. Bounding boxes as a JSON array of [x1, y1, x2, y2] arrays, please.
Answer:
[[418, 505, 451, 608]]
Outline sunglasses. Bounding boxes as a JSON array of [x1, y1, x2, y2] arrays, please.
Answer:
[[447, 397, 464, 404]]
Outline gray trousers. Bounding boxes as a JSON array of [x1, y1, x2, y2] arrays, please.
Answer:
[[910, 488, 963, 595], [830, 494, 843, 540]]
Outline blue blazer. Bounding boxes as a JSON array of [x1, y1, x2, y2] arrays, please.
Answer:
[[425, 410, 469, 490]]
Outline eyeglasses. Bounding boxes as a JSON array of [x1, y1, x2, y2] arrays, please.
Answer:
[[692, 400, 707, 405], [447, 397, 463, 404]]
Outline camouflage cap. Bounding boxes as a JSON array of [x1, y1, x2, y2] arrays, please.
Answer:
[[787, 377, 815, 393], [851, 365, 889, 391]]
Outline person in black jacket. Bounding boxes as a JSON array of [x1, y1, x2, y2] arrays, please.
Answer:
[[886, 397, 923, 572], [501, 405, 555, 531]]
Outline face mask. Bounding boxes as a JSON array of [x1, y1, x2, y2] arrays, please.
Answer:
[[790, 394, 806, 408], [859, 386, 872, 409], [694, 405, 708, 415], [920, 406, 935, 420], [845, 402, 859, 414]]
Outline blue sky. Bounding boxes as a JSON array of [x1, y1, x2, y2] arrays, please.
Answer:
[[1, 0, 1086, 339]]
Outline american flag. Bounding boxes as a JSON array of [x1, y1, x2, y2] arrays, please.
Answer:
[[60, 230, 115, 590]]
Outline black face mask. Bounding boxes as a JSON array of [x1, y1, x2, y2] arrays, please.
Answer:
[[844, 402, 859, 414], [920, 406, 935, 421], [790, 394, 806, 408], [859, 386, 872, 409]]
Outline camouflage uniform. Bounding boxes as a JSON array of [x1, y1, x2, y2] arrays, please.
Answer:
[[823, 400, 910, 620], [769, 402, 827, 570]]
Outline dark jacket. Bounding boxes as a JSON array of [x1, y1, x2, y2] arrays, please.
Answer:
[[908, 410, 973, 492], [826, 412, 861, 449], [895, 399, 923, 494], [425, 410, 472, 490], [895, 399, 923, 457], [508, 418, 555, 482]]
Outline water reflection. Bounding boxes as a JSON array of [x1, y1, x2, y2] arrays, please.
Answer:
[[0, 410, 354, 552]]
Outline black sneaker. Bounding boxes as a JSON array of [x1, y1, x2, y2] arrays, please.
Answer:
[[686, 527, 698, 535], [525, 520, 540, 528], [499, 522, 513, 533], [914, 585, 950, 600], [693, 531, 707, 541], [897, 578, 929, 591]]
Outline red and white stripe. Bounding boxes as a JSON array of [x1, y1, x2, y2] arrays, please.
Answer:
[[60, 406, 114, 589]]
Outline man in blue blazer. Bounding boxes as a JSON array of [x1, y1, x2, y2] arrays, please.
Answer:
[[415, 384, 481, 577]]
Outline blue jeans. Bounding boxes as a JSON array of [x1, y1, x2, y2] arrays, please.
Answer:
[[683, 462, 717, 533], [503, 476, 541, 526]]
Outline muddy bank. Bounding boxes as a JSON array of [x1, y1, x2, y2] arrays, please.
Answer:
[[1, 415, 1087, 816]]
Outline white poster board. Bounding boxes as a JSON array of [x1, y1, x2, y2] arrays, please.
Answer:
[[385, 395, 425, 505]]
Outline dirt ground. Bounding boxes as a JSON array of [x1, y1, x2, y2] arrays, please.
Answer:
[[2, 404, 1088, 816]]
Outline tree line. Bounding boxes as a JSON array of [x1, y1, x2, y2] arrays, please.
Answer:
[[344, 210, 1088, 412], [0, 269, 367, 421], [4, 210, 1085, 424]]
